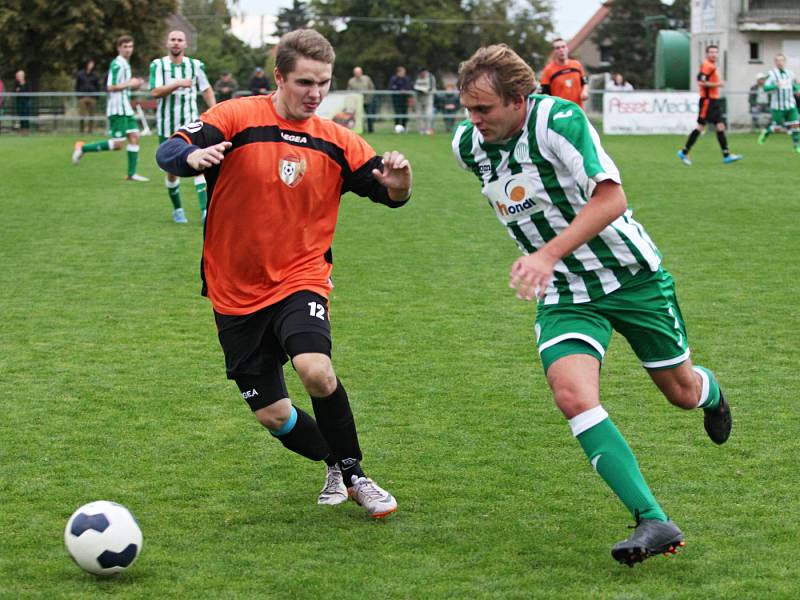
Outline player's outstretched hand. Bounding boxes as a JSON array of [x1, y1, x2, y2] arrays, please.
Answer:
[[187, 141, 232, 171], [509, 251, 557, 301], [373, 151, 412, 202]]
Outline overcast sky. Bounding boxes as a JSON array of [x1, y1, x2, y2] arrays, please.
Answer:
[[228, 0, 606, 47]]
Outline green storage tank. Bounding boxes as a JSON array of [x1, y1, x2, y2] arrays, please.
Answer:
[[655, 30, 690, 90]]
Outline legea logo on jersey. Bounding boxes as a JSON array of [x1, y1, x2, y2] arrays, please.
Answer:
[[279, 154, 306, 187], [483, 175, 543, 221]]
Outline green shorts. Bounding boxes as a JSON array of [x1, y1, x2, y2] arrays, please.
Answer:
[[534, 268, 690, 373], [770, 107, 799, 126], [108, 115, 139, 139]]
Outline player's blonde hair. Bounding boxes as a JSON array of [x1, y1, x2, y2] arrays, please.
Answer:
[[275, 29, 335, 75], [457, 44, 536, 105]]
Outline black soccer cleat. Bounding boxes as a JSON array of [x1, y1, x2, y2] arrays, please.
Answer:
[[704, 388, 732, 445], [611, 518, 685, 567]]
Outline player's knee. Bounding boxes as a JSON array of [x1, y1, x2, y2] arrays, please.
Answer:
[[254, 401, 292, 430], [295, 357, 336, 397], [551, 383, 596, 418]]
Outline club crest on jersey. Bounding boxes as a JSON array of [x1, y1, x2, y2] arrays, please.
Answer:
[[279, 154, 306, 187]]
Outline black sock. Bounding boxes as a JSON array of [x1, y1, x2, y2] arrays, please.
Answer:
[[716, 130, 730, 156], [311, 378, 365, 487], [683, 129, 700, 153], [271, 406, 334, 463]]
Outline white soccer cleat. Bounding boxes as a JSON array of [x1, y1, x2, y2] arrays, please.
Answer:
[[126, 173, 150, 182], [348, 475, 397, 518], [317, 464, 348, 505], [172, 208, 188, 224], [72, 141, 84, 165]]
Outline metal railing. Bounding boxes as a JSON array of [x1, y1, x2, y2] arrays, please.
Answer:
[[0, 89, 779, 135]]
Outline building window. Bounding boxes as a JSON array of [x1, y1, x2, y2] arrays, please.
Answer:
[[749, 41, 762, 62], [600, 45, 612, 64]]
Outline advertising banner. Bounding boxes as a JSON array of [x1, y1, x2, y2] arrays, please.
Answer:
[[603, 92, 700, 134], [318, 92, 364, 134]]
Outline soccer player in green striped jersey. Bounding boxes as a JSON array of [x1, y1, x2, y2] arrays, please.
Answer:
[[150, 30, 216, 223], [71, 35, 149, 182], [757, 54, 800, 151], [453, 45, 732, 566]]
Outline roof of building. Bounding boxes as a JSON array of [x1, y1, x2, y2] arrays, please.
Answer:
[[568, 1, 612, 53]]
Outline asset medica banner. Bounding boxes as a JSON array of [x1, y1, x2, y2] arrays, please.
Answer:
[[603, 92, 700, 135]]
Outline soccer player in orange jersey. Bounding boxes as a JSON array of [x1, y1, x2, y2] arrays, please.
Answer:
[[539, 38, 589, 108], [156, 29, 412, 518], [677, 45, 742, 165]]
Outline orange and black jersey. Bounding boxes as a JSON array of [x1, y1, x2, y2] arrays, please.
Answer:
[[697, 60, 720, 99], [539, 60, 587, 107], [161, 94, 406, 315]]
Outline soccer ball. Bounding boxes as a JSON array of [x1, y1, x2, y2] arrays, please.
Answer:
[[394, 124, 405, 134], [64, 501, 143, 575]]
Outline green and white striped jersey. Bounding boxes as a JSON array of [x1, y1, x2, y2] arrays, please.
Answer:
[[149, 56, 210, 136], [452, 95, 661, 305], [106, 55, 135, 117], [764, 68, 799, 110]]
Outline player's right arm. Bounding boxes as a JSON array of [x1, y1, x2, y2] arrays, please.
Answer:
[[107, 61, 141, 92], [698, 64, 723, 89]]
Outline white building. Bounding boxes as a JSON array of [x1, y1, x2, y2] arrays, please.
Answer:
[[691, 0, 800, 128]]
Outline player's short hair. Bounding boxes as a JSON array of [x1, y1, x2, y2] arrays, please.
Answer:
[[775, 53, 786, 60], [116, 35, 134, 48], [457, 44, 537, 105], [552, 38, 566, 47], [705, 44, 718, 53], [275, 29, 335, 76]]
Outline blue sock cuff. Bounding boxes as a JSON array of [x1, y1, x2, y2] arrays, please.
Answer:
[[270, 406, 298, 437]]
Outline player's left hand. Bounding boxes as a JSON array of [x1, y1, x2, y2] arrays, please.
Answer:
[[509, 251, 557, 301], [373, 151, 412, 201]]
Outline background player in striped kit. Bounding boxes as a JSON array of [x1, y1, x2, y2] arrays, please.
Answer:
[[150, 30, 216, 223], [71, 36, 149, 182], [757, 53, 800, 151], [453, 44, 732, 566]]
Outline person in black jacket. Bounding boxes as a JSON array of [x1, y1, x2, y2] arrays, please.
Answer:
[[75, 60, 102, 134], [248, 66, 272, 95]]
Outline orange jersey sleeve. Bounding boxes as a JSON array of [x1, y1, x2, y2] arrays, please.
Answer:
[[698, 60, 720, 99]]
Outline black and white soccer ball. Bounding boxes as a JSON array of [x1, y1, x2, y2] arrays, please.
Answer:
[[64, 500, 142, 575]]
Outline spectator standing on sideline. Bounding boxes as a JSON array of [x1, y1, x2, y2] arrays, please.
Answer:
[[440, 81, 460, 132], [347, 66, 376, 133], [0, 78, 5, 134], [605, 73, 633, 92], [249, 66, 271, 95], [388, 65, 412, 130], [413, 66, 436, 134], [540, 38, 588, 108], [14, 70, 32, 134], [156, 29, 412, 518], [75, 60, 102, 134], [213, 72, 239, 101]]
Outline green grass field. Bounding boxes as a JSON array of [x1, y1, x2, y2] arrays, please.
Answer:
[[1, 130, 798, 599]]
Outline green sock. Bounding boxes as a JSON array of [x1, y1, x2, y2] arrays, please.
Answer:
[[762, 127, 772, 139], [791, 130, 800, 147], [82, 140, 112, 152], [573, 407, 667, 522], [165, 178, 181, 210], [127, 144, 139, 177], [692, 365, 720, 410], [194, 176, 208, 211]]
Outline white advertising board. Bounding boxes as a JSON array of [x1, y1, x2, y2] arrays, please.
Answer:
[[603, 92, 700, 135]]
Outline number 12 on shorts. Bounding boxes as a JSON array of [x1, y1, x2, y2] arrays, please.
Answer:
[[308, 301, 326, 320]]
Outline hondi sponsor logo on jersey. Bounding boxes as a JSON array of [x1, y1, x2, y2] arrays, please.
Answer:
[[279, 154, 306, 187], [483, 175, 544, 222]]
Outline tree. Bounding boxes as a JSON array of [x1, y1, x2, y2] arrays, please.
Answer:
[[308, 0, 553, 88], [182, 0, 269, 88], [275, 0, 312, 36], [591, 0, 690, 88], [0, 0, 177, 89]]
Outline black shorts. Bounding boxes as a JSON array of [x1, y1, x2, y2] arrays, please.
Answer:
[[214, 290, 332, 411], [697, 98, 723, 125]]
